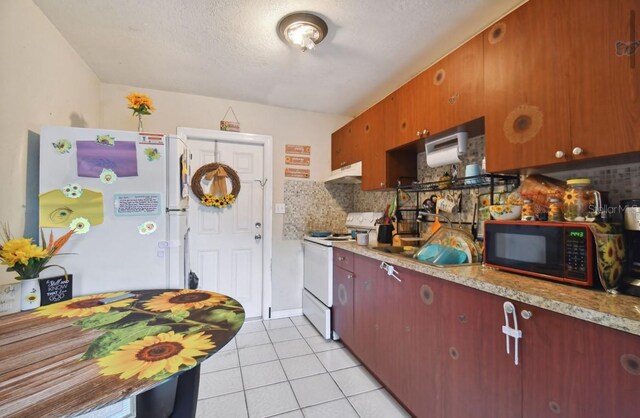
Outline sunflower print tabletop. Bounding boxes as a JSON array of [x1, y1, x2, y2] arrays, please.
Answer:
[[32, 289, 244, 381]]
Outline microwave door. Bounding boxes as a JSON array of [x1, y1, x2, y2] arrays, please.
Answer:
[[485, 224, 564, 278]]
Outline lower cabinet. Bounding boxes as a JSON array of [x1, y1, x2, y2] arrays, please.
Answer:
[[333, 251, 640, 418], [332, 264, 354, 345]]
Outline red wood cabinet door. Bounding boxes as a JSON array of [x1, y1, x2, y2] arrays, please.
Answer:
[[483, 0, 571, 172], [373, 263, 410, 398], [386, 74, 432, 150], [331, 120, 360, 171], [568, 0, 640, 160], [361, 100, 389, 191], [332, 265, 354, 346], [352, 255, 378, 368], [429, 33, 484, 134], [439, 283, 522, 418], [519, 303, 640, 418], [404, 271, 444, 417]]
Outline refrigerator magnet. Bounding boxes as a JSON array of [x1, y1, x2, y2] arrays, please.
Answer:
[[69, 217, 91, 234], [100, 169, 117, 184], [143, 148, 161, 162], [138, 221, 157, 235], [96, 135, 115, 146], [52, 139, 72, 154], [62, 184, 83, 199]]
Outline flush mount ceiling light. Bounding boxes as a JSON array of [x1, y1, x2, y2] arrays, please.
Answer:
[[277, 12, 328, 52]]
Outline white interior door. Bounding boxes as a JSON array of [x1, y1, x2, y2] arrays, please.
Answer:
[[189, 139, 264, 318]]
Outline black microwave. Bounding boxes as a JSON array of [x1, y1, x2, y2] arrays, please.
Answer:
[[483, 221, 597, 286]]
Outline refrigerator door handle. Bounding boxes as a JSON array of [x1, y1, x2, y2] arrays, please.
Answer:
[[158, 240, 181, 248]]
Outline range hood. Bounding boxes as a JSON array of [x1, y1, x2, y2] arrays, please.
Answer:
[[324, 161, 362, 184]]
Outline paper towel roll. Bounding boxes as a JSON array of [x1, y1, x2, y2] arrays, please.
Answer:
[[426, 146, 461, 168]]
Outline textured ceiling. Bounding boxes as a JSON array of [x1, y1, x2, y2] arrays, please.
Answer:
[[34, 0, 525, 116]]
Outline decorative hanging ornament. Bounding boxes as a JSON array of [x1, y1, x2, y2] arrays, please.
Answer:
[[191, 163, 241, 208]]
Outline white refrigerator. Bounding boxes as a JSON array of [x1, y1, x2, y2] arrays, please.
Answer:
[[39, 126, 190, 296]]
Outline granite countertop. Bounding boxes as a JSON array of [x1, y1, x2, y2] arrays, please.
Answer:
[[334, 242, 640, 336]]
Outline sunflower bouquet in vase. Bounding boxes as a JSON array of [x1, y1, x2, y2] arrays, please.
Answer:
[[0, 226, 75, 310], [125, 92, 155, 132]]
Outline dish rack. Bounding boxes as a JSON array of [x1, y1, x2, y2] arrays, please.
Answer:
[[394, 173, 520, 239]]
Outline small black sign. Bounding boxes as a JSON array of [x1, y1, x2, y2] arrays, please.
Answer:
[[39, 275, 73, 306]]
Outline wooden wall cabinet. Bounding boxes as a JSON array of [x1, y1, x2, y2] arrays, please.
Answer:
[[331, 121, 360, 171], [385, 73, 432, 150], [333, 250, 640, 417], [429, 33, 485, 135], [484, 0, 640, 172]]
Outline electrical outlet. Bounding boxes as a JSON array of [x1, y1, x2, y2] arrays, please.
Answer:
[[275, 203, 286, 214]]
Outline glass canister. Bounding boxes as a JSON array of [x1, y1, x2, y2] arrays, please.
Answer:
[[562, 179, 601, 222], [521, 199, 535, 221], [547, 197, 563, 221]]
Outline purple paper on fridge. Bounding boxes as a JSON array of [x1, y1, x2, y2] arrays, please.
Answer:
[[76, 140, 138, 177]]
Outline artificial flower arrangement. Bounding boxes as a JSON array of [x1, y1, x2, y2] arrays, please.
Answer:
[[125, 92, 155, 131], [201, 193, 236, 208], [0, 225, 75, 280]]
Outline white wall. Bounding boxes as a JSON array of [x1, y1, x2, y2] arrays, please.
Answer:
[[0, 0, 100, 283], [100, 84, 351, 312]]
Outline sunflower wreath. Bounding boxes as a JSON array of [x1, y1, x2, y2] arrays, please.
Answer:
[[191, 163, 241, 208]]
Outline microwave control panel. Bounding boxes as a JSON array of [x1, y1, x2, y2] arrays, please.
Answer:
[[565, 228, 588, 281]]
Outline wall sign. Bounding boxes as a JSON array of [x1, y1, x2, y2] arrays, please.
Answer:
[[114, 193, 162, 216], [285, 168, 310, 179], [285, 144, 311, 155], [39, 275, 73, 306], [285, 155, 310, 166]]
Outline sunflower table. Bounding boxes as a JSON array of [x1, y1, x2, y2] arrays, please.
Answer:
[[0, 289, 244, 418]]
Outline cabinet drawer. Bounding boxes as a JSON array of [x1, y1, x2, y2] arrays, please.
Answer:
[[333, 248, 354, 272]]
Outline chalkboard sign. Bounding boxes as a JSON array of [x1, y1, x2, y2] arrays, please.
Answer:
[[39, 275, 73, 306]]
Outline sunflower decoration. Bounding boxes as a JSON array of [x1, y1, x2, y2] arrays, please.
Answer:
[[97, 331, 214, 380], [191, 163, 241, 208], [144, 289, 229, 313], [126, 92, 155, 132], [503, 104, 543, 144], [34, 292, 135, 318]]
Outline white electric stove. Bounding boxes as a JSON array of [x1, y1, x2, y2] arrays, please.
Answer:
[[302, 212, 382, 339]]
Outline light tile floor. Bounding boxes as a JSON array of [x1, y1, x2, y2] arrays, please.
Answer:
[[196, 316, 411, 418]]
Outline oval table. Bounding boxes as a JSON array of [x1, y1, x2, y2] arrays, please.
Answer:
[[0, 289, 244, 418]]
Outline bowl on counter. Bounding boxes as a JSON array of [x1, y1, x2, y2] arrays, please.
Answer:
[[489, 205, 522, 221]]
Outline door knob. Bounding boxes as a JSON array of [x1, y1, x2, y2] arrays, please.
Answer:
[[255, 222, 262, 229], [521, 310, 533, 320], [572, 147, 583, 156], [555, 150, 565, 159], [254, 234, 262, 241]]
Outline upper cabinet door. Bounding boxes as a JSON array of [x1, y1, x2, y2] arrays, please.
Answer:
[[568, 0, 640, 160], [331, 120, 360, 170], [386, 73, 432, 149], [361, 100, 388, 190], [429, 33, 485, 134], [483, 0, 572, 172]]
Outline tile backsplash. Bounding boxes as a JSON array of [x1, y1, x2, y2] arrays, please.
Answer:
[[283, 135, 639, 239], [283, 180, 352, 239]]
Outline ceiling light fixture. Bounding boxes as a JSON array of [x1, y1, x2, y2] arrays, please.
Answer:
[[277, 12, 328, 52]]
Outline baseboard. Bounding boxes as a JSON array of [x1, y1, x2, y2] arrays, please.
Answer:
[[269, 308, 303, 319]]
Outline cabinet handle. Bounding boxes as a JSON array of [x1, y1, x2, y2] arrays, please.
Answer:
[[347, 274, 354, 280], [521, 310, 532, 320], [337, 256, 345, 261], [422, 129, 429, 136], [416, 131, 421, 137], [572, 147, 584, 156], [380, 182, 385, 187], [502, 301, 523, 366], [555, 150, 565, 159]]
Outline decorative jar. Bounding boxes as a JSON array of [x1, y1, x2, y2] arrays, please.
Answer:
[[562, 179, 601, 222]]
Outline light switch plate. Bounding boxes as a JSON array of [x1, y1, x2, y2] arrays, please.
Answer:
[[275, 203, 286, 214]]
